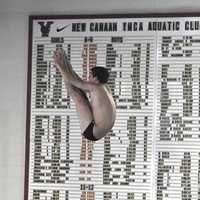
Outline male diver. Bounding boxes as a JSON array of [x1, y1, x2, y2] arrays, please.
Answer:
[[53, 48, 116, 141]]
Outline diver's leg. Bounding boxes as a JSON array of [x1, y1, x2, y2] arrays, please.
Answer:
[[66, 83, 93, 133]]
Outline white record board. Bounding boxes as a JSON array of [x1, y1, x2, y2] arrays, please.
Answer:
[[25, 14, 200, 200]]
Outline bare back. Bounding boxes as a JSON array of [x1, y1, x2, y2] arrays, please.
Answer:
[[90, 84, 116, 139]]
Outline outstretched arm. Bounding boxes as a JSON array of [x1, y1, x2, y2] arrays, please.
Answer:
[[53, 49, 68, 77], [69, 79, 94, 92], [53, 48, 95, 92], [53, 48, 81, 82]]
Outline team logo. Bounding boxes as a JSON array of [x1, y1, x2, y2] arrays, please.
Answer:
[[38, 21, 54, 37]]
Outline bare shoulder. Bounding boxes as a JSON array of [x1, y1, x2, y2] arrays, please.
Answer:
[[104, 84, 112, 94], [95, 84, 110, 92], [88, 82, 101, 90], [90, 83, 112, 96]]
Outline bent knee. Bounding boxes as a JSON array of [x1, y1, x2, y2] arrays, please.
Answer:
[[74, 94, 89, 105], [68, 88, 88, 102]]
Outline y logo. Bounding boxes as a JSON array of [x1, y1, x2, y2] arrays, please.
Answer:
[[38, 21, 54, 37]]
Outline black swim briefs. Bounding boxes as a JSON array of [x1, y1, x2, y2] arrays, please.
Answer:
[[82, 121, 98, 141]]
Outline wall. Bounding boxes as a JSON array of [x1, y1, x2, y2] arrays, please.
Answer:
[[0, 12, 28, 199], [1, 0, 200, 200]]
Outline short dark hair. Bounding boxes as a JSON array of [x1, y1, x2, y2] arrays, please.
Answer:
[[91, 66, 109, 84]]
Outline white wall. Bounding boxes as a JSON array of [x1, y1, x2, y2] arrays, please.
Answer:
[[2, 0, 200, 14], [1, 0, 200, 200], [0, 12, 28, 199]]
